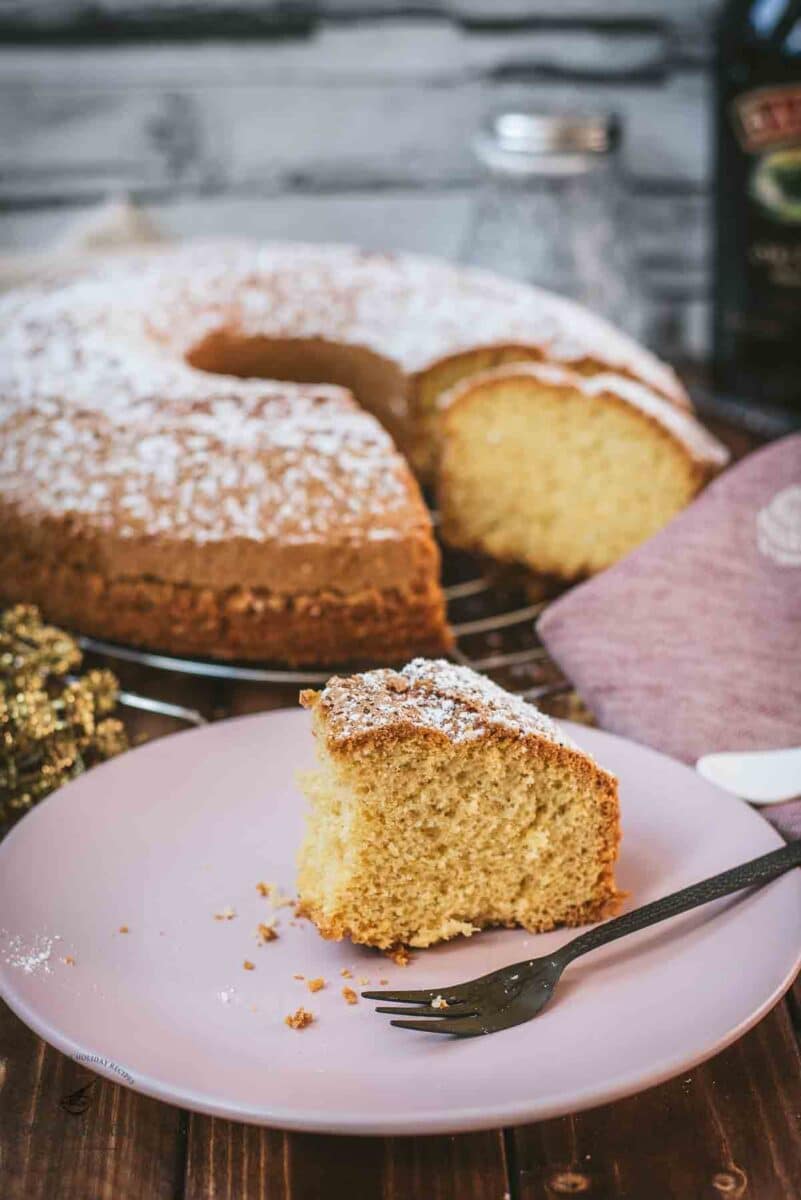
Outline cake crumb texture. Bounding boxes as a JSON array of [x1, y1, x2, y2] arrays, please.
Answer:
[[386, 946, 412, 967], [297, 659, 621, 950], [438, 362, 728, 580], [285, 1007, 314, 1030]]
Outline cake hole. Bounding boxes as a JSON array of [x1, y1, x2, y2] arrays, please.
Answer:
[[186, 331, 409, 445]]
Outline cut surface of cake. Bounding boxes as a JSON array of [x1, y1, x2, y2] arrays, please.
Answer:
[[438, 362, 730, 580], [297, 659, 621, 949]]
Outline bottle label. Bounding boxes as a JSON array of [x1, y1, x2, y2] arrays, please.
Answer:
[[731, 85, 801, 228], [715, 64, 801, 396], [733, 84, 801, 153]]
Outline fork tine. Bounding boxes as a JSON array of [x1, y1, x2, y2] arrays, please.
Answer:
[[362, 986, 472, 1004], [389, 1017, 486, 1037], [361, 989, 440, 1003], [374, 1004, 477, 1018]]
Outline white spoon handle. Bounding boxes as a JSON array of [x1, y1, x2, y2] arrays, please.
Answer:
[[696, 746, 801, 805]]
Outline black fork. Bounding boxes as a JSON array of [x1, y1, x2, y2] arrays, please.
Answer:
[[363, 840, 801, 1037]]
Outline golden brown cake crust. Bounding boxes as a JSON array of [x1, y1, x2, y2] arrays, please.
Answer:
[[0, 242, 686, 663], [0, 535, 451, 665], [301, 657, 605, 753]]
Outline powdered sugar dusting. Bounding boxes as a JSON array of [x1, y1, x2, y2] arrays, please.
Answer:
[[0, 240, 685, 545], [315, 657, 586, 752], [133, 241, 683, 393], [579, 371, 729, 466], [0, 278, 414, 544], [2, 931, 61, 975]]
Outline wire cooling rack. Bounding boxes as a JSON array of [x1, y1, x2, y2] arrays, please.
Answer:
[[79, 532, 572, 728]]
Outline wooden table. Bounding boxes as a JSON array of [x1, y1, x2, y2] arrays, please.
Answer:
[[2, 415, 801, 1199]]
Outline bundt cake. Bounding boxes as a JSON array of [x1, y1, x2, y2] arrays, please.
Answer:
[[0, 241, 693, 664], [438, 362, 730, 580], [297, 658, 622, 949]]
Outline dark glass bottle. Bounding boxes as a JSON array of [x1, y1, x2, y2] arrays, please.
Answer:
[[713, 0, 801, 410]]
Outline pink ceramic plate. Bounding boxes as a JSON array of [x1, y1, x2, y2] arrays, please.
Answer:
[[1, 711, 800, 1135]]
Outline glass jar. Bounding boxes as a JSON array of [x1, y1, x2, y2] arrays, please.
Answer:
[[462, 110, 644, 338]]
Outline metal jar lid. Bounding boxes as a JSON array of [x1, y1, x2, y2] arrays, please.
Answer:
[[473, 110, 621, 176]]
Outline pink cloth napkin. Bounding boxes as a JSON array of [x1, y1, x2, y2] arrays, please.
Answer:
[[538, 434, 801, 839]]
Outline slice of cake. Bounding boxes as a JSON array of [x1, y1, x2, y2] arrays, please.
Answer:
[[437, 362, 730, 580], [297, 659, 621, 949]]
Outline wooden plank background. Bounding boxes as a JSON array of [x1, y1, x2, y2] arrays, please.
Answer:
[[0, 0, 717, 358]]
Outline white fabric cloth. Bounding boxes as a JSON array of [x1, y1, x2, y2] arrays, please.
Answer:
[[0, 197, 165, 290]]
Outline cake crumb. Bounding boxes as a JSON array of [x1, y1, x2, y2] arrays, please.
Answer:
[[214, 906, 237, 921], [243, 960, 255, 971], [342, 986, 358, 1005], [340, 967, 353, 979], [256, 882, 272, 897], [431, 995, 449, 1009], [306, 977, 325, 993], [379, 978, 389, 985], [386, 945, 412, 967], [293, 973, 305, 980], [273, 893, 295, 910], [285, 1007, 314, 1030], [358, 976, 370, 986], [63, 955, 76, 966], [118, 925, 129, 934], [256, 922, 278, 944]]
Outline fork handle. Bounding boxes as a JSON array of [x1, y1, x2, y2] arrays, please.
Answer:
[[556, 839, 801, 966]]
